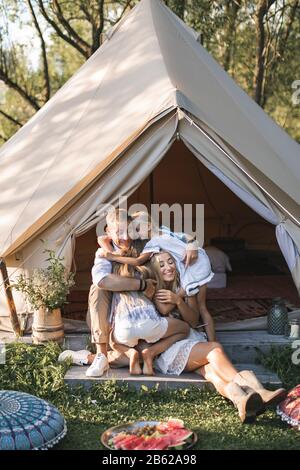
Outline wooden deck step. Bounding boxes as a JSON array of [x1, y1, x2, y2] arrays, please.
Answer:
[[62, 330, 295, 364], [64, 363, 282, 390]]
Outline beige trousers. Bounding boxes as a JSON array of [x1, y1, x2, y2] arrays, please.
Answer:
[[86, 284, 129, 368]]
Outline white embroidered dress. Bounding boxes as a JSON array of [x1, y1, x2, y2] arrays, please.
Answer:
[[154, 326, 207, 376]]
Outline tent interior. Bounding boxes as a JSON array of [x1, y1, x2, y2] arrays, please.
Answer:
[[64, 140, 300, 324]]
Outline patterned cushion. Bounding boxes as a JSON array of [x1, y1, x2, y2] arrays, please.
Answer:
[[277, 384, 300, 430], [0, 390, 67, 450]]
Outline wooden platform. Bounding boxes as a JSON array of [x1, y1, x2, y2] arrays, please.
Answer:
[[0, 329, 291, 391], [61, 330, 295, 364], [64, 363, 282, 390]]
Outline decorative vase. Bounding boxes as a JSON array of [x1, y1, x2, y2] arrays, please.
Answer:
[[32, 307, 64, 344], [267, 298, 288, 335]]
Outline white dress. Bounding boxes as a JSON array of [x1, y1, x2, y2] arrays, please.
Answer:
[[110, 291, 168, 347], [154, 328, 207, 376]]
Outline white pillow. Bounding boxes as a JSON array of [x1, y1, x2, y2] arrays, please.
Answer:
[[205, 246, 232, 273]]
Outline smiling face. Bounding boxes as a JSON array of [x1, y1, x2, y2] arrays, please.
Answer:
[[106, 209, 132, 251], [155, 252, 177, 283]]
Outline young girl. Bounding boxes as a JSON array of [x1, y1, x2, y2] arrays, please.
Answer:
[[109, 245, 190, 376], [98, 210, 215, 340]]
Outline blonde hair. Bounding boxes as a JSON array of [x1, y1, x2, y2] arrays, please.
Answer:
[[149, 251, 180, 293], [106, 208, 132, 227], [131, 210, 158, 236], [112, 242, 153, 280]]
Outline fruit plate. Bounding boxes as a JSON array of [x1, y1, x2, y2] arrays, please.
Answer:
[[101, 420, 197, 450]]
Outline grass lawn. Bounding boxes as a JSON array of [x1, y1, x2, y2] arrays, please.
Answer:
[[0, 342, 299, 450]]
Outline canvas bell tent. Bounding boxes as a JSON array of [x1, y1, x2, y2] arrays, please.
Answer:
[[0, 0, 299, 332]]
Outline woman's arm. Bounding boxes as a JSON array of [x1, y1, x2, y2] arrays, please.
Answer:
[[153, 297, 176, 316], [177, 295, 199, 328], [155, 290, 199, 328]]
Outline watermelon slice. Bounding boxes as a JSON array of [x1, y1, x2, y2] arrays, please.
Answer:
[[156, 423, 169, 433], [108, 419, 194, 450], [166, 418, 185, 429], [154, 429, 193, 448], [153, 436, 173, 450], [113, 434, 131, 449], [169, 429, 193, 444], [121, 436, 145, 450], [112, 432, 128, 445], [134, 436, 170, 450], [156, 419, 184, 433]]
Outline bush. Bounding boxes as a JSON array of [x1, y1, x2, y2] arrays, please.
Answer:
[[13, 249, 75, 311]]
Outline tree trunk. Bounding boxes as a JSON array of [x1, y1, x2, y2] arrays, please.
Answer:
[[253, 0, 276, 106], [223, 0, 242, 72]]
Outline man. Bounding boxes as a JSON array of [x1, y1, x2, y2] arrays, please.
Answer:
[[86, 208, 156, 377]]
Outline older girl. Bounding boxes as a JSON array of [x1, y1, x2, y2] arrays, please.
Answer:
[[149, 251, 285, 424]]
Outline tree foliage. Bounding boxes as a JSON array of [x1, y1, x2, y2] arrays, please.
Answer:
[[0, 0, 299, 143]]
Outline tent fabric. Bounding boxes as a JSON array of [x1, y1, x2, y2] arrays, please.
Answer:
[[0, 112, 178, 316], [0, 0, 299, 322], [0, 0, 299, 259], [180, 117, 300, 292]]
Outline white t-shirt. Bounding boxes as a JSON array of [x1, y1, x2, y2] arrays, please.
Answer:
[[91, 248, 113, 286]]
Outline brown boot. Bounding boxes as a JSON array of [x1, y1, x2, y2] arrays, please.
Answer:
[[224, 381, 264, 424], [234, 370, 286, 408]]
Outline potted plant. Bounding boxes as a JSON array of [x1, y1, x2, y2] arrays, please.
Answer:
[[13, 249, 75, 344]]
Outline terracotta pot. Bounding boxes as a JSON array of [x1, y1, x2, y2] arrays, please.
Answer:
[[32, 307, 64, 344]]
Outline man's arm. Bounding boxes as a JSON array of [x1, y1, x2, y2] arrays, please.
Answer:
[[99, 275, 157, 299], [98, 274, 140, 291], [92, 250, 156, 297]]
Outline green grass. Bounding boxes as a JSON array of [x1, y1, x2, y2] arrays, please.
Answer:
[[0, 342, 299, 450]]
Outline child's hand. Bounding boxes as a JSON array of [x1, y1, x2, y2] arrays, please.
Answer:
[[97, 248, 114, 259], [183, 248, 198, 269], [102, 250, 115, 260]]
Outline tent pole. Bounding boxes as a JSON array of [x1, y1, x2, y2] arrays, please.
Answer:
[[0, 258, 21, 336]]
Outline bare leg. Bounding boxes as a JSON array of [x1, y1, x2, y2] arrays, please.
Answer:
[[184, 341, 238, 382], [193, 363, 229, 398], [197, 285, 216, 341], [185, 348, 264, 423], [142, 318, 190, 376], [87, 353, 95, 364], [110, 332, 142, 375], [96, 344, 108, 356]]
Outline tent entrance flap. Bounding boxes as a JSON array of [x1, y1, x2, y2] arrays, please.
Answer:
[[64, 139, 299, 322]]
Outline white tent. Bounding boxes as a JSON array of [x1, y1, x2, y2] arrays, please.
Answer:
[[0, 0, 299, 330]]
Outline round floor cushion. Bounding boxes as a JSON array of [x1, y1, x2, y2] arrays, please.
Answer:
[[0, 390, 67, 450], [277, 384, 300, 430]]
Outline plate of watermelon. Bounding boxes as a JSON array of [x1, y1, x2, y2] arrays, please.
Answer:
[[101, 418, 197, 450]]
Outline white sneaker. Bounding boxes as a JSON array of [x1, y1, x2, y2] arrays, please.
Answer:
[[85, 353, 109, 377], [58, 349, 91, 366]]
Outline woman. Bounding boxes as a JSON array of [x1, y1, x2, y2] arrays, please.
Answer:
[[109, 245, 190, 376], [149, 250, 286, 424]]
